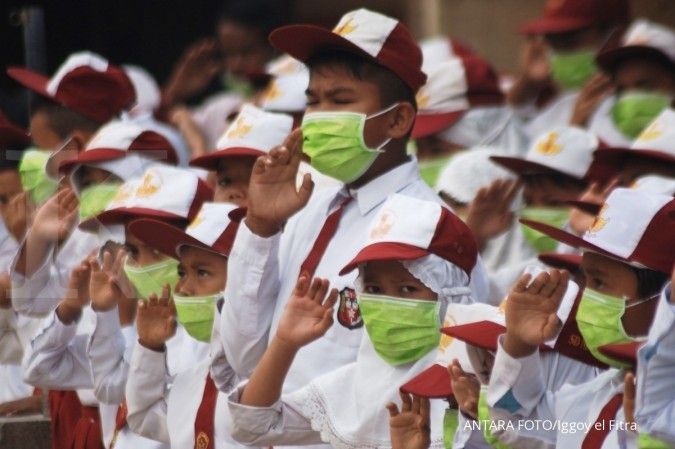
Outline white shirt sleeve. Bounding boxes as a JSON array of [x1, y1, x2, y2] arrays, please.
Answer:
[[0, 308, 23, 364], [125, 341, 171, 443], [22, 311, 93, 389], [226, 381, 323, 446], [87, 308, 129, 405], [487, 335, 557, 449], [636, 285, 675, 445], [10, 251, 65, 317], [220, 222, 281, 378], [209, 301, 239, 393]]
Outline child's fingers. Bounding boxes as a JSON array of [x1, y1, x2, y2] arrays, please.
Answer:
[[399, 391, 412, 412], [323, 288, 339, 309], [147, 294, 158, 307], [624, 372, 635, 399], [419, 397, 430, 423], [411, 394, 421, 415], [526, 271, 550, 295], [539, 269, 561, 298], [512, 273, 532, 293], [313, 279, 330, 303], [307, 277, 321, 300], [293, 275, 309, 297], [137, 299, 146, 313], [161, 284, 171, 302], [550, 271, 569, 305], [385, 402, 399, 417]]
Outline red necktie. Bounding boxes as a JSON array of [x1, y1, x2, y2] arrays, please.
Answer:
[[581, 393, 624, 449], [193, 375, 218, 449], [299, 196, 352, 279]]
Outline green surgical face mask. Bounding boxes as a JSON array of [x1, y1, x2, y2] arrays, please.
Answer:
[[123, 258, 179, 301], [611, 90, 670, 139], [358, 293, 440, 366], [19, 148, 58, 204], [576, 287, 638, 368], [550, 50, 597, 90], [173, 293, 218, 342], [301, 105, 396, 183], [79, 183, 121, 220], [419, 155, 455, 187], [519, 207, 569, 253]]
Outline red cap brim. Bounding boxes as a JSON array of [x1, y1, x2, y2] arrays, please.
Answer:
[[565, 199, 601, 215], [593, 147, 675, 170], [129, 218, 208, 259], [339, 242, 430, 275], [519, 17, 593, 35], [597, 46, 675, 73], [189, 147, 263, 170], [81, 208, 186, 231], [6, 67, 51, 98], [58, 148, 126, 173], [442, 321, 506, 352], [400, 364, 453, 399], [270, 24, 377, 65], [598, 341, 642, 366], [538, 252, 582, 272], [490, 155, 579, 180], [411, 111, 465, 139]]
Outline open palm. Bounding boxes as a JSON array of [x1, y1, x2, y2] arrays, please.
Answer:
[[387, 392, 431, 449], [31, 188, 78, 244], [276, 276, 337, 349], [89, 250, 129, 311], [136, 285, 176, 351]]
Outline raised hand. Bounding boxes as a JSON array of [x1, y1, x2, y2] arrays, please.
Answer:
[[569, 178, 619, 235], [386, 391, 431, 449], [245, 129, 314, 237], [136, 285, 176, 351], [465, 179, 520, 249], [275, 276, 337, 350], [163, 38, 222, 105], [570, 73, 614, 127], [56, 259, 92, 324], [30, 188, 78, 245], [623, 372, 637, 432], [448, 359, 480, 419], [89, 249, 130, 312], [503, 269, 569, 358], [2, 191, 35, 241]]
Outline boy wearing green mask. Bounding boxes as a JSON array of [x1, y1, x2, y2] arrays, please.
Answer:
[[220, 16, 490, 442], [485, 188, 673, 449], [123, 203, 246, 449], [228, 194, 477, 447]]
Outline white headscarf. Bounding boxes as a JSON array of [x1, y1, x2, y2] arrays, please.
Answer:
[[439, 106, 530, 156], [287, 256, 473, 449]]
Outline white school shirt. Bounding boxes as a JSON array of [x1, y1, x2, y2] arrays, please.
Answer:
[[126, 340, 252, 449], [488, 335, 633, 449], [220, 157, 490, 383], [636, 285, 675, 445]]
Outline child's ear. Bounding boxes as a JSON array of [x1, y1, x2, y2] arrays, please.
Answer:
[[386, 102, 416, 139]]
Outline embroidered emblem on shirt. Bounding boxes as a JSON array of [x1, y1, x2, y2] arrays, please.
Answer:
[[195, 431, 209, 449], [337, 287, 363, 329]]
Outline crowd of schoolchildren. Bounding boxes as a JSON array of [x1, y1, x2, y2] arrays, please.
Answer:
[[0, 0, 674, 448]]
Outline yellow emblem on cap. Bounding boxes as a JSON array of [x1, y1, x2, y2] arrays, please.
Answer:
[[111, 184, 131, 204], [370, 209, 394, 239], [416, 91, 430, 110], [334, 18, 357, 36], [262, 80, 282, 102], [136, 171, 161, 197], [187, 213, 205, 230], [636, 120, 663, 142], [195, 431, 209, 449], [536, 131, 562, 155], [439, 316, 454, 351], [226, 117, 253, 140], [589, 204, 609, 234]]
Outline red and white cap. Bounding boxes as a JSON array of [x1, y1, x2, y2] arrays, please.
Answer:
[[339, 194, 477, 277], [269, 8, 427, 93], [519, 0, 630, 35], [80, 164, 213, 230], [0, 111, 30, 149], [413, 55, 505, 139], [419, 36, 475, 74], [7, 51, 135, 124], [491, 126, 599, 181], [521, 188, 675, 273], [592, 108, 675, 176], [597, 19, 675, 72], [401, 303, 505, 398], [129, 202, 244, 260], [59, 120, 179, 174], [260, 56, 309, 114], [538, 252, 583, 272], [190, 104, 293, 170]]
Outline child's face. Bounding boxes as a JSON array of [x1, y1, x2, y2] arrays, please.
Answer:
[[521, 174, 584, 206], [78, 166, 121, 189], [29, 110, 63, 149], [124, 231, 169, 268], [361, 260, 437, 301], [614, 58, 675, 97], [305, 65, 392, 149], [216, 20, 270, 80], [580, 251, 655, 336], [415, 135, 463, 161], [214, 157, 255, 207], [175, 246, 227, 296]]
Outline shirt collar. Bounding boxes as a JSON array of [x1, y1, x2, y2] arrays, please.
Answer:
[[344, 157, 421, 215]]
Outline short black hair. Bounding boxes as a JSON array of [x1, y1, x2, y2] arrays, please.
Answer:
[[305, 50, 417, 111], [216, 0, 289, 40], [31, 97, 100, 139], [632, 265, 669, 299]]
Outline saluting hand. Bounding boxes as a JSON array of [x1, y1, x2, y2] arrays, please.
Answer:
[[245, 129, 314, 237]]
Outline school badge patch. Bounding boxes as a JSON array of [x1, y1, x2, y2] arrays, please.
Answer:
[[337, 287, 363, 329]]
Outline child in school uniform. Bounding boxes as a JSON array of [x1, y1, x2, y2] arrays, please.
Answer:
[[227, 194, 477, 448], [124, 202, 249, 449], [189, 103, 293, 207], [486, 188, 673, 448], [22, 165, 208, 449]]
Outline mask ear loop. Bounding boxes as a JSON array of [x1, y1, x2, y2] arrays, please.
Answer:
[[364, 103, 401, 153], [624, 293, 660, 309]]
